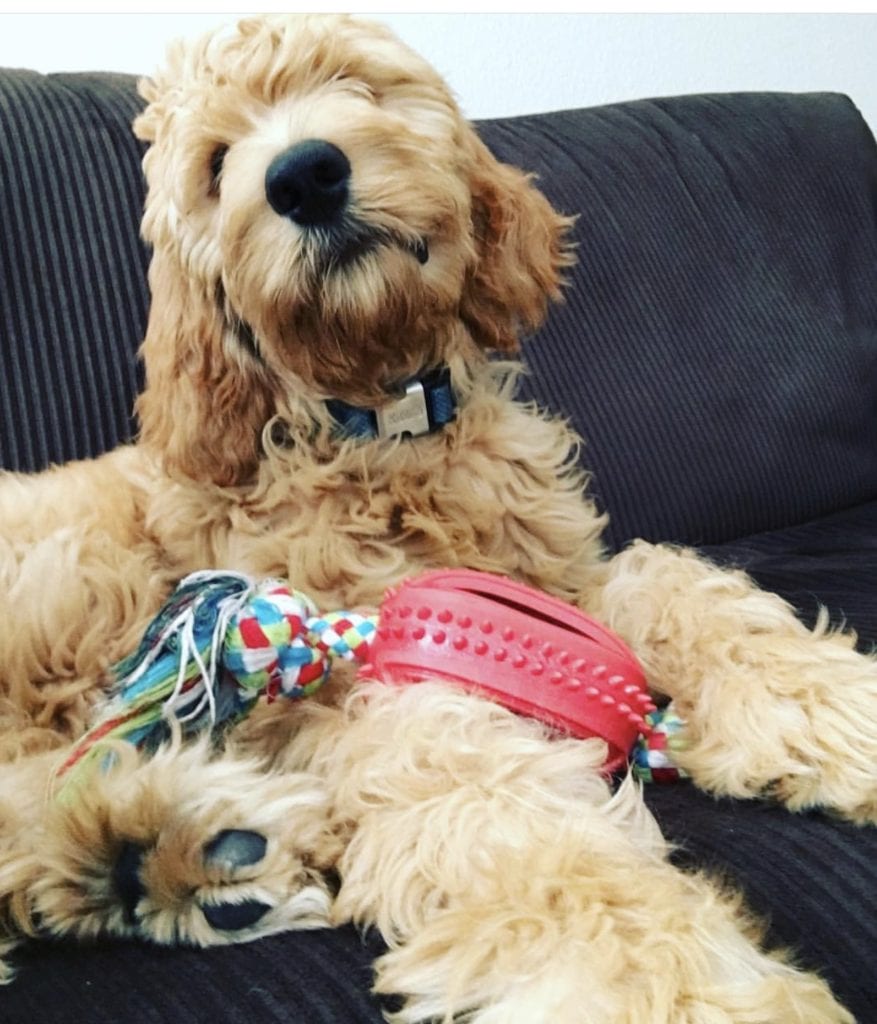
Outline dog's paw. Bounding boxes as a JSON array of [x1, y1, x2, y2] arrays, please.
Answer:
[[32, 742, 343, 947], [112, 829, 276, 935], [201, 829, 272, 929], [670, 628, 877, 825]]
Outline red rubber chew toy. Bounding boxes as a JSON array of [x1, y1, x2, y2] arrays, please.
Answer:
[[362, 569, 655, 772]]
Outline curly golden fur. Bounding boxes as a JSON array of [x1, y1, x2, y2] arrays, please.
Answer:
[[0, 15, 873, 1021]]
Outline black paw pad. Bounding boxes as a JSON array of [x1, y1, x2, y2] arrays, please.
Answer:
[[112, 841, 147, 924], [202, 899, 272, 931], [203, 829, 267, 872]]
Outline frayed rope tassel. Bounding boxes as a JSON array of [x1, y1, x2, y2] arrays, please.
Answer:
[[56, 571, 377, 789]]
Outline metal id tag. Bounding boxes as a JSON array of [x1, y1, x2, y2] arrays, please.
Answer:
[[376, 381, 431, 438]]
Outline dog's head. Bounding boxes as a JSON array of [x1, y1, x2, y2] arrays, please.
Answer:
[[134, 15, 572, 484]]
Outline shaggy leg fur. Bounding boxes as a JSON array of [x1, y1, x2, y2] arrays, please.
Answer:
[[283, 682, 850, 1023], [0, 752, 58, 982], [2, 680, 853, 1020], [588, 541, 877, 823]]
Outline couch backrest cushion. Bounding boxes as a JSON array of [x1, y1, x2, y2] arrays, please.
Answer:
[[479, 93, 877, 551], [0, 69, 148, 472]]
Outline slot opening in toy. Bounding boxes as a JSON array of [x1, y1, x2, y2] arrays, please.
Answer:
[[454, 587, 583, 637]]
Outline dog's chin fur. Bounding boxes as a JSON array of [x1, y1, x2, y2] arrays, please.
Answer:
[[0, 14, 870, 1023]]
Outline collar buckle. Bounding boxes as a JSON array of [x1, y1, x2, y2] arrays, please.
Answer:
[[375, 381, 431, 439], [325, 365, 456, 441]]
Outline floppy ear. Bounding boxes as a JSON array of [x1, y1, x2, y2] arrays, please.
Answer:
[[459, 133, 575, 353], [135, 257, 276, 487]]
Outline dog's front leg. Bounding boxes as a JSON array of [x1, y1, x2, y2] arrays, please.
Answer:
[[585, 540, 877, 823], [296, 681, 850, 1024]]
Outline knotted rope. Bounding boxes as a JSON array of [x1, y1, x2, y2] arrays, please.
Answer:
[[57, 572, 377, 786]]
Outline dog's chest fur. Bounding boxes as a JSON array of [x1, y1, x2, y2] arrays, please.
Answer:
[[145, 392, 605, 609]]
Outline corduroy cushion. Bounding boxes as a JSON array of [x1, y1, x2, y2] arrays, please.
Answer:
[[0, 70, 148, 472], [703, 499, 877, 649], [6, 926, 389, 1024], [483, 93, 877, 552], [2, 68, 877, 1023]]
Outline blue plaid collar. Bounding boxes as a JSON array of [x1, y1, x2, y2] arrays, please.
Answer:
[[325, 366, 457, 440]]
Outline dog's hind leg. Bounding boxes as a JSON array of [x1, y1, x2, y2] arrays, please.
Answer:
[[584, 541, 877, 824], [299, 682, 851, 1024]]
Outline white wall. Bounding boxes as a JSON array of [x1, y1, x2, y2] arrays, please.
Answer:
[[0, 13, 875, 133]]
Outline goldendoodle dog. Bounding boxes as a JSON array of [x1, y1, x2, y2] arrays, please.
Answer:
[[0, 14, 874, 1022]]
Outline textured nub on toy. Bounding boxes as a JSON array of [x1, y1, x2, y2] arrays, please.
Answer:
[[363, 569, 656, 772]]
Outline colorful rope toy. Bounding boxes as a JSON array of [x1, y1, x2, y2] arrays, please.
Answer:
[[58, 572, 377, 784], [631, 707, 689, 783], [58, 569, 687, 788]]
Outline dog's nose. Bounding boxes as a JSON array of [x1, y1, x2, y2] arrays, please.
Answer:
[[265, 140, 351, 226]]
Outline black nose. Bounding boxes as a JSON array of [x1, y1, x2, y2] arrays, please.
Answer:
[[265, 140, 351, 226]]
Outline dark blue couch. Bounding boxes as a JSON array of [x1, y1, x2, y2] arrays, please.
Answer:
[[1, 69, 876, 1022]]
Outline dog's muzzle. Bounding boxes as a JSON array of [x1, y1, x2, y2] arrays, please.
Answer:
[[264, 139, 430, 269]]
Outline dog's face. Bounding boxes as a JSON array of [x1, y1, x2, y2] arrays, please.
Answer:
[[135, 15, 571, 484]]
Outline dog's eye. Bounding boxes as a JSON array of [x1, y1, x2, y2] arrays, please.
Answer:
[[208, 144, 229, 196]]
